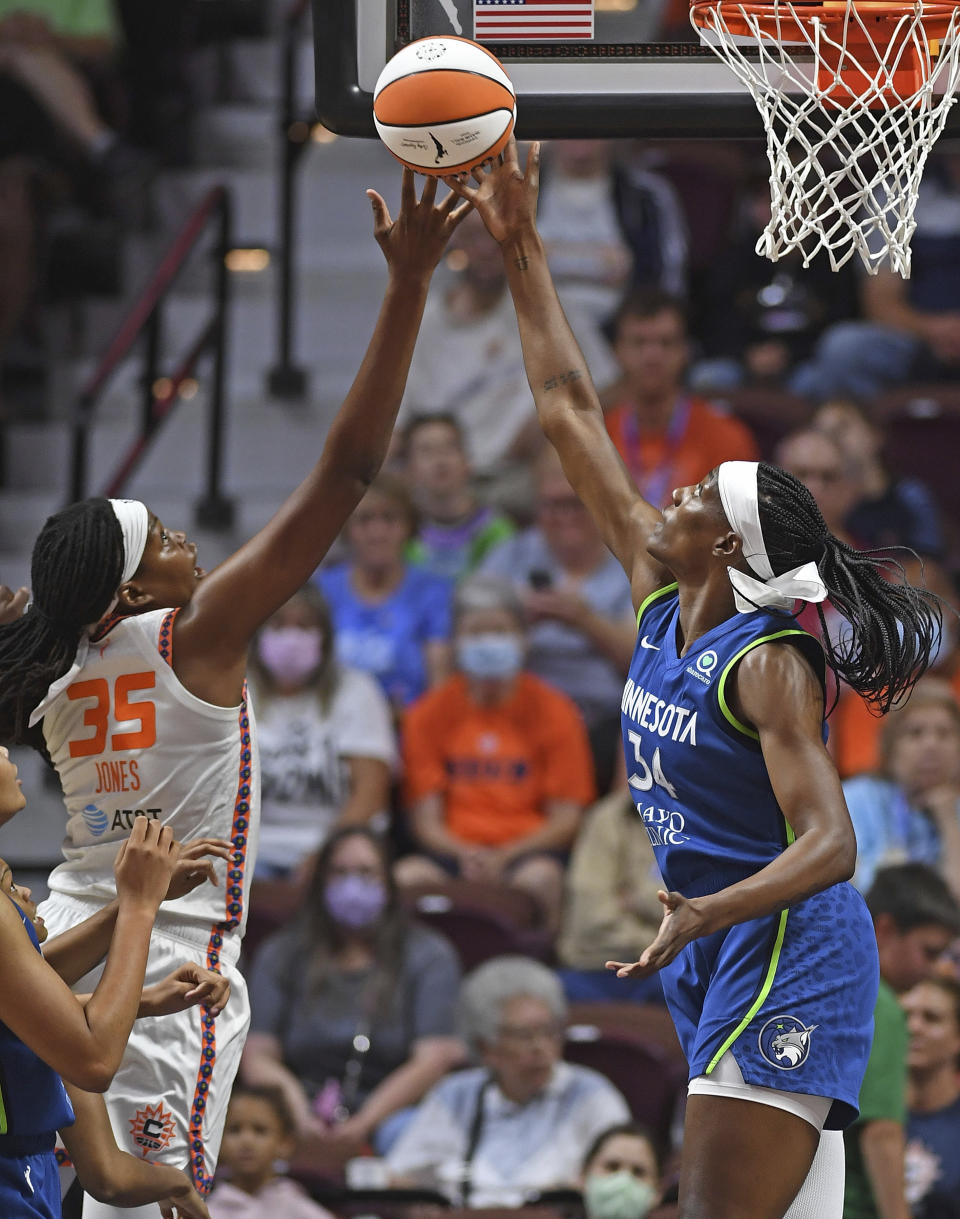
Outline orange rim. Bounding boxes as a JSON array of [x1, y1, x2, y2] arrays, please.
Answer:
[[691, 0, 960, 39]]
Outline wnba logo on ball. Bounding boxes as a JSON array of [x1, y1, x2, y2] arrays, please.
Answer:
[[414, 40, 447, 61]]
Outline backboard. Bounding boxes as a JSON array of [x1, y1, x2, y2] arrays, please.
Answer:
[[313, 0, 770, 139]]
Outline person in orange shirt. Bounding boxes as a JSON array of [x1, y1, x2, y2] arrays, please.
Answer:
[[604, 288, 759, 505], [396, 574, 596, 934]]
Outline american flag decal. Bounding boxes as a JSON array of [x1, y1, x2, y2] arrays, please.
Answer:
[[474, 0, 595, 41]]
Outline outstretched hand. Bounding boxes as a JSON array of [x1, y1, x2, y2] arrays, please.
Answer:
[[444, 137, 540, 246], [367, 168, 472, 279], [606, 889, 707, 978]]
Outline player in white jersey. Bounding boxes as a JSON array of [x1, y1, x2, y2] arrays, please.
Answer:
[[0, 172, 469, 1219]]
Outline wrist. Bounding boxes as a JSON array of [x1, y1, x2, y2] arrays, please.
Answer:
[[501, 226, 543, 261], [386, 266, 433, 293]]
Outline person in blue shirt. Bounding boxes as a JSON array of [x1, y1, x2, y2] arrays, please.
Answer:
[[451, 139, 943, 1219], [904, 975, 960, 1218], [315, 472, 454, 713]]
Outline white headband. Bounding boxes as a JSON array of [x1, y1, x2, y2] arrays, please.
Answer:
[[717, 461, 828, 614], [109, 499, 149, 585]]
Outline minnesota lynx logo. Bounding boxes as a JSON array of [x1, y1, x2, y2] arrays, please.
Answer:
[[758, 1015, 818, 1070]]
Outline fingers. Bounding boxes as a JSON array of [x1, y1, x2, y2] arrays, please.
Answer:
[[181, 838, 232, 862], [502, 135, 520, 170], [400, 165, 416, 212], [447, 198, 473, 227], [366, 188, 392, 235], [419, 173, 438, 207], [442, 173, 477, 201]]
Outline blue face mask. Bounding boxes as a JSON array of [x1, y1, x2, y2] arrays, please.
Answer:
[[583, 1172, 657, 1219], [456, 632, 524, 679]]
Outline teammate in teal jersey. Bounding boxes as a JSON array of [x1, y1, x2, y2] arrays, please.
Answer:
[[449, 141, 942, 1219]]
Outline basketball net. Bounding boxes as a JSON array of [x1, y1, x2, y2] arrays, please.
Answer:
[[690, 0, 960, 275]]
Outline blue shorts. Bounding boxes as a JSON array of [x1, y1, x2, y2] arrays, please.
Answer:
[[663, 880, 879, 1130], [0, 1142, 61, 1218]]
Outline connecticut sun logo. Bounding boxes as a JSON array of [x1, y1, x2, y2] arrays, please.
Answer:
[[758, 1015, 818, 1070], [129, 1102, 176, 1158]]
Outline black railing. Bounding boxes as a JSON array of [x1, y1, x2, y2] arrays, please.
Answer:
[[69, 185, 235, 529], [266, 0, 311, 399]]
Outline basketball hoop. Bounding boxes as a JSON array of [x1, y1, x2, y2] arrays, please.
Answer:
[[690, 0, 960, 274]]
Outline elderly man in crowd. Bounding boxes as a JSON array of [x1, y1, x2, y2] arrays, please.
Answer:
[[387, 956, 630, 1205]]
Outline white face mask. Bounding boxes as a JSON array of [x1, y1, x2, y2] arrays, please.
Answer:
[[584, 1171, 657, 1219], [456, 632, 524, 679]]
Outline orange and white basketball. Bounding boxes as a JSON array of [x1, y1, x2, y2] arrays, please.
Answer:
[[373, 37, 516, 176]]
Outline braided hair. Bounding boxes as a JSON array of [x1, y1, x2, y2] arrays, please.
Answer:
[[756, 462, 941, 714], [0, 499, 123, 747]]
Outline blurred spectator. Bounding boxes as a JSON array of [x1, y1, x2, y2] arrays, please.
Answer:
[[0, 1, 152, 223], [248, 586, 396, 884], [480, 446, 636, 791], [603, 290, 759, 506], [693, 170, 856, 393], [556, 787, 664, 1004], [580, 1123, 664, 1219], [387, 956, 630, 1204], [315, 473, 453, 714], [403, 413, 515, 581], [396, 574, 596, 934], [793, 155, 960, 401], [844, 865, 960, 1219], [813, 399, 945, 558], [537, 140, 688, 326], [0, 159, 34, 372], [844, 680, 960, 900], [208, 1084, 336, 1219], [774, 427, 861, 545], [904, 976, 960, 1219], [398, 209, 618, 500], [242, 827, 464, 1163]]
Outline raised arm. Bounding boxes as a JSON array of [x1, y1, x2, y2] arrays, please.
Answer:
[[172, 174, 470, 698], [447, 141, 670, 608]]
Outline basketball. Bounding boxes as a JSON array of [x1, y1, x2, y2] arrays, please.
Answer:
[[373, 36, 516, 177]]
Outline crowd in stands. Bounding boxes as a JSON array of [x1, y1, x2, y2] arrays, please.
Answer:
[[9, 19, 960, 1212], [215, 133, 960, 1219]]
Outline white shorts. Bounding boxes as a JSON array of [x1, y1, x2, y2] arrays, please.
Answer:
[[40, 892, 250, 1192], [687, 1048, 833, 1131]]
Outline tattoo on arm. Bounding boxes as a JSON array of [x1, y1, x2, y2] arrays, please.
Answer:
[[514, 255, 529, 270], [543, 369, 584, 391]]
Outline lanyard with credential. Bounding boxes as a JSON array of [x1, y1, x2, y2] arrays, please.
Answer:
[[621, 396, 693, 507], [460, 1076, 493, 1207]]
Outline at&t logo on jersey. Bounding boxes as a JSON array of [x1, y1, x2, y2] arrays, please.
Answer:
[[81, 804, 109, 837], [687, 649, 719, 686], [758, 1015, 818, 1069]]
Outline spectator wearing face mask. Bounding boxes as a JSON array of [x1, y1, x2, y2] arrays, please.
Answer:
[[242, 827, 465, 1166], [248, 586, 397, 885], [396, 575, 596, 934], [580, 1123, 664, 1219]]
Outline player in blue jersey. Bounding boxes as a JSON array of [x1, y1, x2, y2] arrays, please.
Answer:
[[450, 141, 942, 1219]]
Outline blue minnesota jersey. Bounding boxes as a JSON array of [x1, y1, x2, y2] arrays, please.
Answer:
[[621, 582, 827, 896], [622, 584, 878, 1128], [0, 904, 74, 1142]]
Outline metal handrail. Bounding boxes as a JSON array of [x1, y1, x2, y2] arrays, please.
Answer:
[[69, 185, 235, 529], [266, 0, 311, 399]]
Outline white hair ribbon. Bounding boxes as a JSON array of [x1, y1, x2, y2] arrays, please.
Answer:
[[28, 499, 150, 728], [717, 461, 829, 614]]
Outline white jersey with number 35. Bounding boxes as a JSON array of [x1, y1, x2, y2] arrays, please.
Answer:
[[38, 607, 259, 934]]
